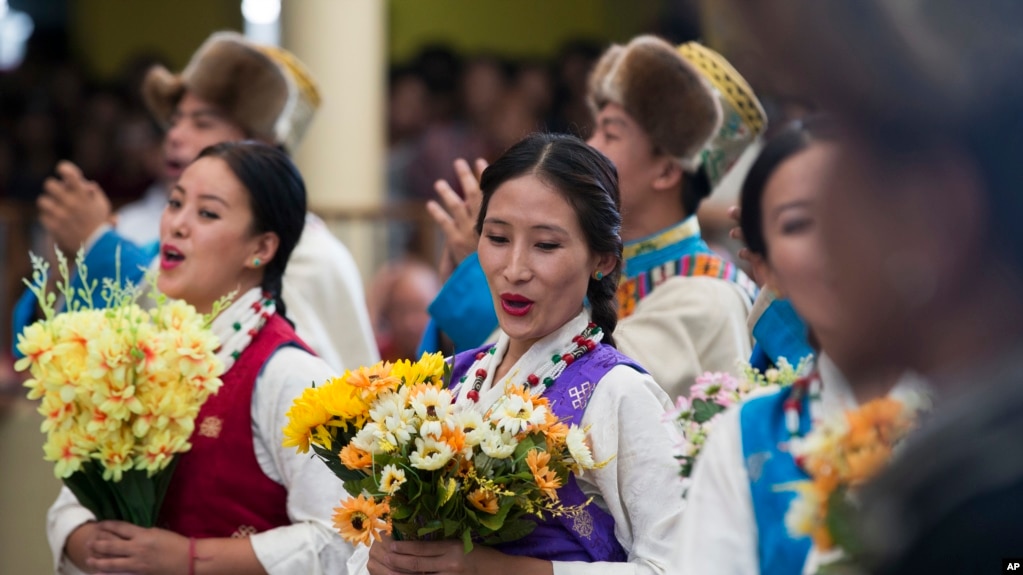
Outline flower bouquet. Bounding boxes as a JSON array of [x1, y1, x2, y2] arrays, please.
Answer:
[[15, 250, 226, 526], [283, 352, 602, 551], [667, 357, 812, 486], [784, 394, 927, 573]]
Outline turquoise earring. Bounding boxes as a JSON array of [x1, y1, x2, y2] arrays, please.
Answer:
[[592, 270, 604, 281], [253, 258, 262, 268]]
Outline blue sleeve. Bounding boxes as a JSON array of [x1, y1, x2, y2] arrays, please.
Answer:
[[749, 298, 814, 367], [12, 230, 152, 357], [424, 253, 498, 353]]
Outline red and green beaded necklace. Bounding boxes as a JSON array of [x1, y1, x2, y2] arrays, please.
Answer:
[[460, 322, 603, 402]]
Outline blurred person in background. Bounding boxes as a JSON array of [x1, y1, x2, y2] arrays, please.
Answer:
[[16, 31, 378, 373], [719, 1, 1023, 572], [366, 257, 440, 362], [419, 37, 764, 400]]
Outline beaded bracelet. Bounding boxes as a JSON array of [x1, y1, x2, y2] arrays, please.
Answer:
[[188, 537, 196, 575]]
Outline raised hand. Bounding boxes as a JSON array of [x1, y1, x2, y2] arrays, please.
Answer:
[[39, 161, 114, 255], [427, 158, 488, 280]]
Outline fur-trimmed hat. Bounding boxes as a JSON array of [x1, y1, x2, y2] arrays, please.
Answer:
[[142, 31, 321, 152], [678, 42, 767, 192], [588, 35, 722, 171]]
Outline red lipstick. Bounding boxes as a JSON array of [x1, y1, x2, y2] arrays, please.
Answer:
[[500, 293, 534, 317]]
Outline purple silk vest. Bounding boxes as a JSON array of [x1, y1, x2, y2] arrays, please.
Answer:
[[451, 342, 645, 562]]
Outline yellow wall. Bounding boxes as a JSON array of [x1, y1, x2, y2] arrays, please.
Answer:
[[70, 0, 242, 79], [388, 0, 664, 63]]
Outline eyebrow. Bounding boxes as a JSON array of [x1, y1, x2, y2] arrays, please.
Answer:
[[600, 116, 628, 129], [483, 217, 569, 235], [171, 185, 231, 207], [769, 199, 813, 219]]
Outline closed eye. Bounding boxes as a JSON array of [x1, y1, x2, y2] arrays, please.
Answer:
[[485, 234, 509, 245], [536, 242, 561, 251], [199, 209, 220, 220]]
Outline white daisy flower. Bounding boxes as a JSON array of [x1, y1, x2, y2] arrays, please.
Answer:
[[479, 428, 518, 459], [491, 394, 547, 436], [409, 436, 455, 470], [379, 463, 407, 495], [566, 426, 596, 469], [454, 409, 487, 447], [411, 387, 454, 439]]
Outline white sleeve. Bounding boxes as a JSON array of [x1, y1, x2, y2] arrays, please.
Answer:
[[616, 277, 752, 401], [553, 365, 685, 575], [47, 486, 93, 575], [282, 217, 380, 373], [249, 345, 355, 575], [678, 405, 759, 575]]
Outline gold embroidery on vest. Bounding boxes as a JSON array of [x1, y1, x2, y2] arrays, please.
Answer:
[[232, 525, 258, 538], [199, 416, 223, 439]]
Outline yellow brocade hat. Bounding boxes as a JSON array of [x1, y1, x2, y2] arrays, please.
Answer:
[[678, 42, 767, 191]]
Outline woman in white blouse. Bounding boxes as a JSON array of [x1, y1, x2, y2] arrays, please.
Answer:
[[48, 142, 350, 574], [354, 133, 683, 575]]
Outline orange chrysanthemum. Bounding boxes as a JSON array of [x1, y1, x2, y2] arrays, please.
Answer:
[[467, 488, 499, 515], [438, 422, 466, 454], [333, 495, 391, 547], [526, 449, 562, 501], [345, 363, 400, 399], [340, 444, 374, 470]]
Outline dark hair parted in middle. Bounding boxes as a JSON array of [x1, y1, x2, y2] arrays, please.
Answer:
[[476, 132, 624, 346], [196, 140, 307, 319]]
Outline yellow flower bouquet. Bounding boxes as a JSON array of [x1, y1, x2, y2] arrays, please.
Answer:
[[784, 393, 927, 571], [283, 353, 602, 551], [16, 251, 226, 526]]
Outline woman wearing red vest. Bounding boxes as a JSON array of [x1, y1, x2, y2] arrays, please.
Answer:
[[47, 142, 350, 574]]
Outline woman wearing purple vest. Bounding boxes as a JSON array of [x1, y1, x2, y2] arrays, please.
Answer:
[[356, 133, 683, 575], [46, 142, 351, 574]]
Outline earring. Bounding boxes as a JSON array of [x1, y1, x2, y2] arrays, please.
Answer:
[[592, 270, 604, 281], [252, 258, 262, 268]]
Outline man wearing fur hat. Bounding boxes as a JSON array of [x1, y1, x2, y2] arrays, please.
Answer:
[[421, 37, 763, 398], [20, 31, 378, 373]]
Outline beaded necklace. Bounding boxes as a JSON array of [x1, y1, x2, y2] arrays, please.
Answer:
[[784, 372, 823, 438], [459, 322, 603, 403], [212, 289, 276, 372]]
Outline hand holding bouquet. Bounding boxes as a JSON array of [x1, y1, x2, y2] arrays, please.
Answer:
[[16, 250, 226, 526], [283, 353, 603, 551]]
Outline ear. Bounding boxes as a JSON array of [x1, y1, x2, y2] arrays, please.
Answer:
[[750, 252, 783, 297], [650, 156, 684, 193], [593, 251, 618, 278], [248, 231, 280, 269]]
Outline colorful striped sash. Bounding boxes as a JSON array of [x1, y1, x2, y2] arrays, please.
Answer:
[[616, 252, 758, 319]]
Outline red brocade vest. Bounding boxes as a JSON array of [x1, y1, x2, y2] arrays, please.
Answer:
[[159, 314, 311, 538]]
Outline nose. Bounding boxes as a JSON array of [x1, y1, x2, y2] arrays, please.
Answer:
[[502, 242, 532, 283], [164, 208, 188, 239]]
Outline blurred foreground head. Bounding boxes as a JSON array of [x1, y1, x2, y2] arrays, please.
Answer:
[[716, 0, 1023, 387]]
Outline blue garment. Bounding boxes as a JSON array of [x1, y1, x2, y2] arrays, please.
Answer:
[[417, 252, 497, 355], [740, 387, 813, 575], [12, 230, 150, 356], [750, 298, 814, 371]]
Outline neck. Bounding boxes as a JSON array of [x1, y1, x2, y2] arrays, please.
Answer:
[[496, 337, 536, 383], [621, 192, 688, 242]]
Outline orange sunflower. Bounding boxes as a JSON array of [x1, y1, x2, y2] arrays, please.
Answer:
[[333, 495, 391, 546]]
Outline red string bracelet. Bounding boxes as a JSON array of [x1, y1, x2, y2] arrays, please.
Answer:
[[188, 537, 196, 575]]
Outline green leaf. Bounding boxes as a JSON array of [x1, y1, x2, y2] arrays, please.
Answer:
[[461, 528, 474, 554], [480, 517, 537, 545], [476, 499, 513, 531], [692, 399, 726, 424], [825, 486, 865, 559]]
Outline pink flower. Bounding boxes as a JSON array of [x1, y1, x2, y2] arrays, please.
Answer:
[[690, 372, 740, 403]]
